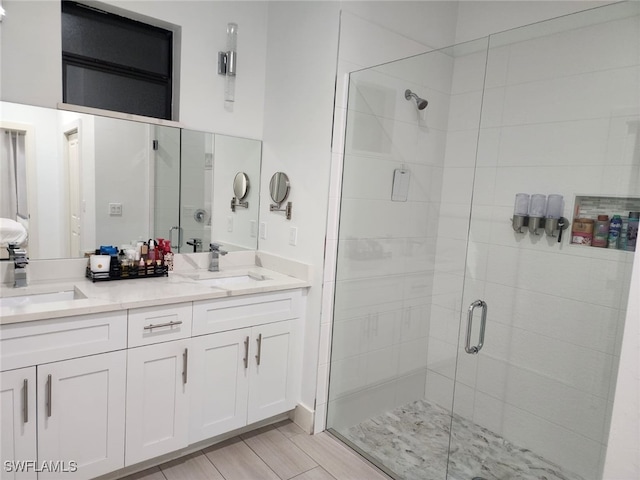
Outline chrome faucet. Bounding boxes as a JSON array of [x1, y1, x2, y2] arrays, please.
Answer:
[[7, 243, 28, 288], [186, 238, 203, 253], [209, 243, 228, 272]]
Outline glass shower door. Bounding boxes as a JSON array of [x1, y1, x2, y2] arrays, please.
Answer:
[[326, 38, 489, 480], [447, 4, 640, 480]]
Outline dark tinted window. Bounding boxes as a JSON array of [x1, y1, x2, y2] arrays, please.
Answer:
[[62, 1, 173, 120]]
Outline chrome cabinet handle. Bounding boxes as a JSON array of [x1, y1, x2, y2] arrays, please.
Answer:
[[243, 336, 249, 369], [182, 348, 188, 384], [143, 320, 183, 331], [23, 379, 28, 423], [255, 333, 262, 366], [465, 300, 488, 355], [46, 374, 52, 417]]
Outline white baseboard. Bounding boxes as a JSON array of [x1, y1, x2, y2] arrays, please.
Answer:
[[290, 403, 315, 434]]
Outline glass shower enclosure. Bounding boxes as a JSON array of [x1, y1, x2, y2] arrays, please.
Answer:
[[326, 3, 640, 480]]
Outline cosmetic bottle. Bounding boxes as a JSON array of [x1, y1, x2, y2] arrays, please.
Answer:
[[593, 215, 609, 247], [607, 215, 622, 249], [627, 212, 639, 252], [148, 240, 156, 262]]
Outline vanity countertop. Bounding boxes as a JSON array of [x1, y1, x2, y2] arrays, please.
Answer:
[[0, 265, 309, 325]]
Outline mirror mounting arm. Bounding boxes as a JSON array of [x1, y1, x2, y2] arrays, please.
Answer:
[[270, 201, 292, 220], [230, 197, 249, 212]]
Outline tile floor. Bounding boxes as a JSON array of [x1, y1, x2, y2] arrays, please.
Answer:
[[340, 399, 585, 480], [119, 420, 391, 480]]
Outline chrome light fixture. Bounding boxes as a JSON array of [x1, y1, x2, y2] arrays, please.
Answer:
[[218, 22, 238, 104]]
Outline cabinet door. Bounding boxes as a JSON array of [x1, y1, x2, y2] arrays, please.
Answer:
[[247, 320, 296, 424], [37, 351, 126, 480], [189, 329, 250, 443], [0, 367, 37, 480], [125, 340, 189, 466]]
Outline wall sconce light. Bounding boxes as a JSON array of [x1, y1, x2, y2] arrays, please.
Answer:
[[0, 2, 6, 22], [511, 193, 569, 243], [218, 22, 238, 104]]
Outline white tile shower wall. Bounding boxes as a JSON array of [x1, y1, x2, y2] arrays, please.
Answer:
[[428, 13, 639, 479], [424, 48, 487, 414], [321, 8, 456, 433]]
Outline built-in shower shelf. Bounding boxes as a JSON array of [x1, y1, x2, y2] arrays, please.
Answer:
[[571, 195, 640, 250]]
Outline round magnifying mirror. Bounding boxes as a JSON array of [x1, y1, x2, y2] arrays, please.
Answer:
[[269, 172, 290, 204], [233, 172, 250, 200]]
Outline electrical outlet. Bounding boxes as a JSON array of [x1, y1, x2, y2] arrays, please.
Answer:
[[259, 222, 267, 240], [289, 227, 298, 246], [108, 203, 122, 216], [227, 216, 233, 232], [250, 220, 257, 238]]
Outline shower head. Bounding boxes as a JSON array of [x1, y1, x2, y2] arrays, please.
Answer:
[[405, 89, 428, 110]]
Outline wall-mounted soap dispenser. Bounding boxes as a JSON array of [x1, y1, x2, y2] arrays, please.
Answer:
[[511, 193, 569, 243], [528, 194, 546, 235], [512, 193, 529, 233]]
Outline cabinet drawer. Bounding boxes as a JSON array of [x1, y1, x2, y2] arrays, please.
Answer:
[[128, 303, 192, 347], [0, 311, 127, 371], [193, 290, 301, 336]]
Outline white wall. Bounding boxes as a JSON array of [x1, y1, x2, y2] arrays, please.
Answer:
[[454, 0, 617, 44], [603, 249, 640, 480], [1, 0, 269, 139], [260, 1, 341, 413]]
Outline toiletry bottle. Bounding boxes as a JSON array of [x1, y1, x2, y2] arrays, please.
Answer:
[[571, 218, 594, 246], [627, 212, 639, 252], [148, 240, 156, 262], [593, 215, 609, 247], [607, 215, 622, 249], [619, 219, 629, 251]]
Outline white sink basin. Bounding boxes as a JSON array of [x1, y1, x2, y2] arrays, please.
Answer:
[[0, 290, 85, 308], [196, 273, 268, 288]]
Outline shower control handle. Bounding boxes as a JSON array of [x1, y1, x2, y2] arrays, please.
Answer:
[[465, 300, 487, 355]]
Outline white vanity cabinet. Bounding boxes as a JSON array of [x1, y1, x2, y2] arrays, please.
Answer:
[[189, 329, 250, 442], [0, 367, 37, 480], [189, 290, 301, 443], [37, 351, 127, 480], [0, 312, 128, 480], [125, 339, 190, 466], [1, 286, 305, 478], [246, 319, 296, 424]]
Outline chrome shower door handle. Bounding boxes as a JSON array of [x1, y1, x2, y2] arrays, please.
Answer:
[[169, 226, 184, 250], [465, 300, 488, 355]]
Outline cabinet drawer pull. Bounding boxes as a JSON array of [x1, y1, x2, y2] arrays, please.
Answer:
[[46, 374, 52, 417], [243, 336, 249, 369], [255, 333, 262, 366], [23, 379, 28, 423], [182, 348, 188, 385], [143, 320, 183, 331]]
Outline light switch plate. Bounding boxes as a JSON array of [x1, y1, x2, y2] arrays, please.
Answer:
[[108, 203, 122, 216], [250, 220, 257, 238], [289, 227, 298, 246], [227, 216, 233, 232], [259, 222, 267, 240]]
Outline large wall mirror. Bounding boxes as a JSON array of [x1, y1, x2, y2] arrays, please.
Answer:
[[0, 101, 261, 260]]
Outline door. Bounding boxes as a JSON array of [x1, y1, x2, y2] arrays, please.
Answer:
[[125, 340, 189, 466], [0, 367, 37, 480], [65, 131, 81, 257], [247, 320, 295, 423], [446, 6, 640, 480], [37, 351, 126, 479], [189, 329, 250, 442]]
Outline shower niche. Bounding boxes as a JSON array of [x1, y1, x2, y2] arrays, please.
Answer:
[[571, 195, 640, 250]]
